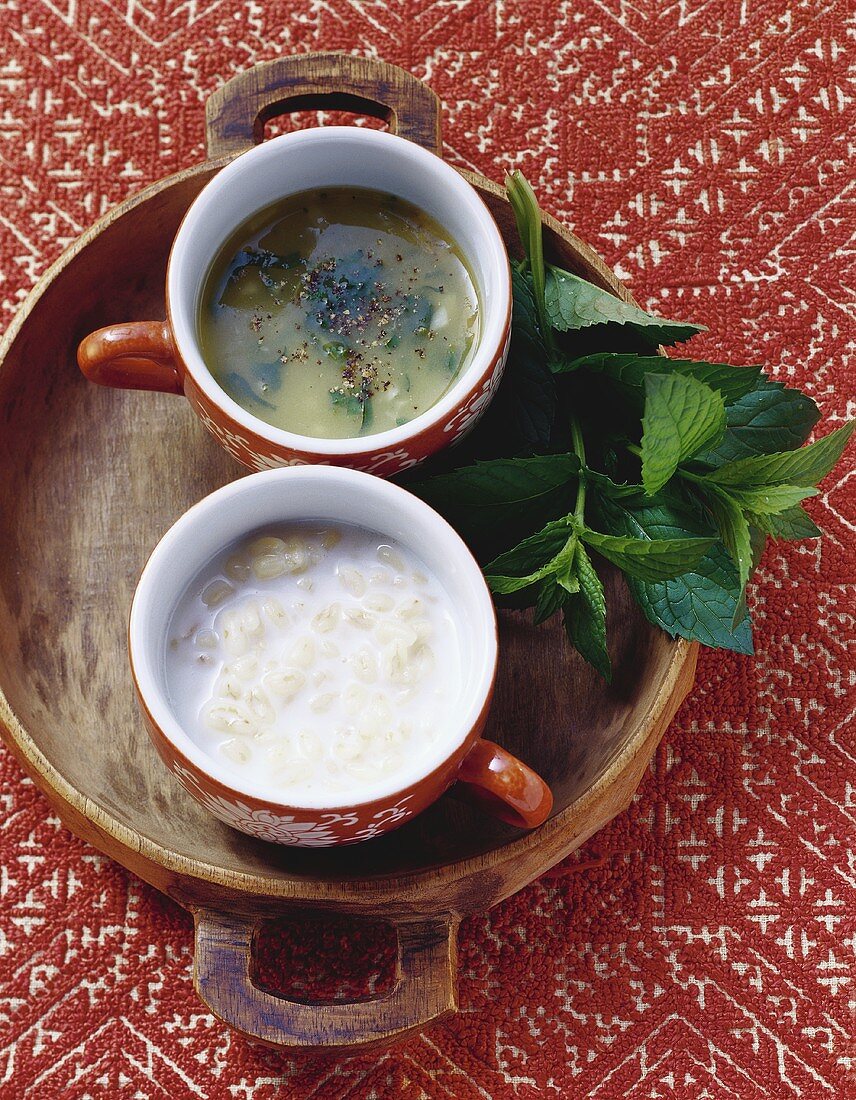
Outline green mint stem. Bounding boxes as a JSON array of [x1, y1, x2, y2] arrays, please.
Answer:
[[627, 441, 710, 492], [571, 416, 587, 523], [677, 468, 707, 487], [506, 170, 553, 350]]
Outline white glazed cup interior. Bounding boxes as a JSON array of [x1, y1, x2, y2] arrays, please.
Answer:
[[129, 466, 498, 810], [168, 126, 510, 455]]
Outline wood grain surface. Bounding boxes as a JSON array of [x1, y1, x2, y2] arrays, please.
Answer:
[[0, 53, 697, 1051], [206, 53, 442, 157]]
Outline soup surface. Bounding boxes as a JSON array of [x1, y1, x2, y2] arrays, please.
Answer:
[[164, 523, 465, 804], [199, 188, 480, 438]]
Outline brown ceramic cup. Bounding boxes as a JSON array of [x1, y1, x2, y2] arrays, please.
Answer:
[[129, 467, 552, 846], [78, 127, 511, 478]]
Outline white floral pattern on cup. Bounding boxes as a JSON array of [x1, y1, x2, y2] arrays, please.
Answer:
[[442, 330, 510, 439], [362, 449, 421, 476], [195, 399, 417, 474], [171, 761, 415, 846], [249, 452, 313, 471], [352, 796, 416, 841], [194, 405, 289, 471]]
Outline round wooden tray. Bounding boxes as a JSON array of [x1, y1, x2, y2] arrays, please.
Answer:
[[0, 54, 697, 1053]]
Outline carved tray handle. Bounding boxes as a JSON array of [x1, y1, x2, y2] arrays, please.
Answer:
[[205, 52, 442, 158], [193, 909, 458, 1051]]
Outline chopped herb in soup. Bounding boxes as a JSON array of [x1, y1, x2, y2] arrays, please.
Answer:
[[199, 188, 480, 438]]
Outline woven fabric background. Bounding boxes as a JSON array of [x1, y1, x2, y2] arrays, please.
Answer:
[[1, 2, 853, 1097]]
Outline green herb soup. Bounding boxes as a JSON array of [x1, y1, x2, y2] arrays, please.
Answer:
[[199, 188, 480, 438]]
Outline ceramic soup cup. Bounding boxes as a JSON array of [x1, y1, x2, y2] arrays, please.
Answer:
[[78, 127, 511, 478], [129, 466, 552, 846]]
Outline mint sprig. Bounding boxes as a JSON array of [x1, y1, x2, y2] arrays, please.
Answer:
[[408, 173, 853, 677]]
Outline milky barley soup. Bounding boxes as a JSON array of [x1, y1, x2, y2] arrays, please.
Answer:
[[165, 523, 464, 802], [199, 187, 480, 438]]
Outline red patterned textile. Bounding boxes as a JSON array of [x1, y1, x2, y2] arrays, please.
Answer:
[[1, 3, 853, 1096]]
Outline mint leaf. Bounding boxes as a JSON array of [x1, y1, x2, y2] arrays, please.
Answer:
[[581, 527, 713, 581], [749, 525, 767, 575], [630, 546, 754, 654], [695, 377, 820, 464], [534, 580, 571, 624], [412, 453, 579, 544], [708, 422, 855, 488], [488, 571, 554, 596], [747, 506, 822, 540], [486, 519, 574, 576], [561, 352, 761, 403], [725, 484, 818, 514], [504, 267, 557, 450], [485, 519, 576, 595], [545, 266, 705, 347], [563, 543, 611, 680], [414, 453, 579, 508], [554, 552, 581, 594], [594, 494, 753, 654], [582, 468, 645, 499], [641, 373, 726, 493], [702, 484, 753, 589], [223, 371, 276, 411]]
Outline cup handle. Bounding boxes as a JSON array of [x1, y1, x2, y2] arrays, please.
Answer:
[[205, 52, 442, 158], [192, 909, 458, 1052], [454, 739, 553, 829], [77, 320, 183, 394]]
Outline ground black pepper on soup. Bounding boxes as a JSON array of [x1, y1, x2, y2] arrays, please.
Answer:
[[199, 188, 481, 438]]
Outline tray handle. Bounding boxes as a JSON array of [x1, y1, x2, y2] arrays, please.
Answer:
[[193, 908, 458, 1051], [205, 52, 442, 159]]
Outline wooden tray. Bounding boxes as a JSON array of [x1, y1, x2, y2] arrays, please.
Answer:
[[0, 54, 697, 1053]]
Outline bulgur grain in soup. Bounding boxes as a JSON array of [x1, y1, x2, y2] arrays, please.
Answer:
[[165, 523, 464, 803], [199, 188, 480, 438]]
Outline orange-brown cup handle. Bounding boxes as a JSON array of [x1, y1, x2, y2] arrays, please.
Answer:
[[454, 739, 553, 829], [77, 320, 183, 394]]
